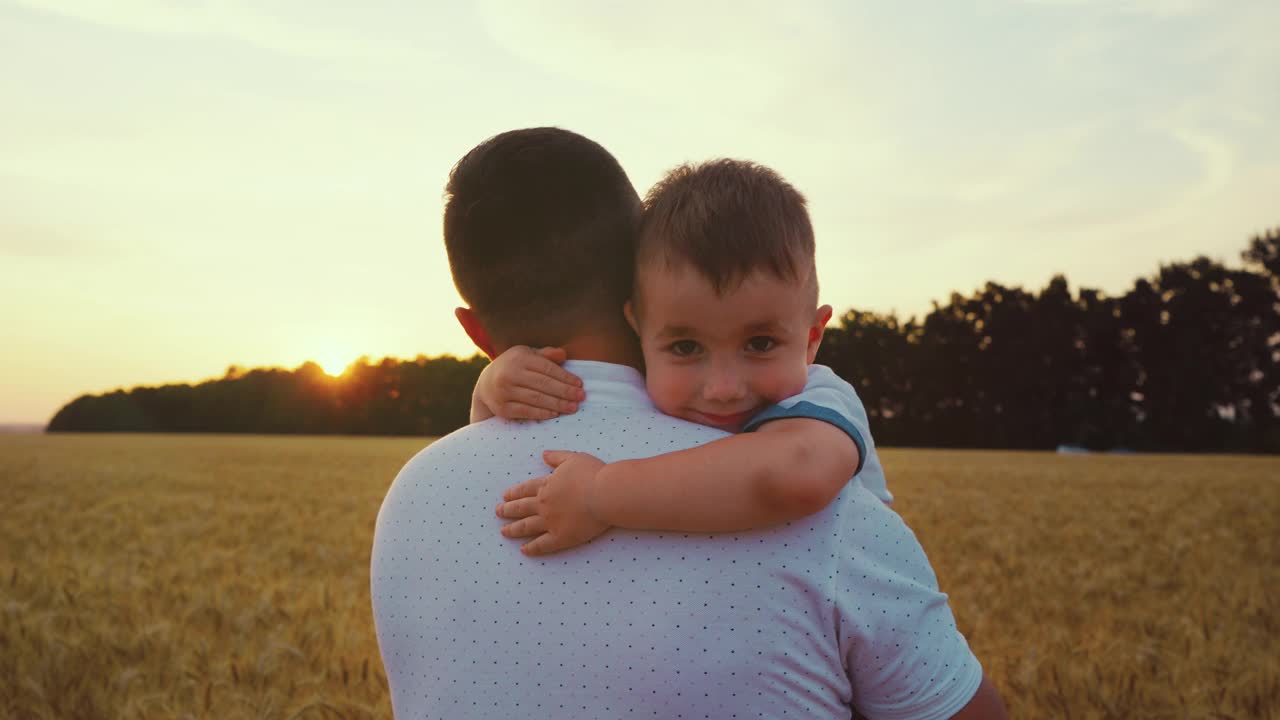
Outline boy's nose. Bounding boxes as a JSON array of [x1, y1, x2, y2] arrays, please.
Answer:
[[703, 368, 746, 402]]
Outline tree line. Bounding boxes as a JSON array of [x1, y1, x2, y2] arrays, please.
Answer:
[[49, 230, 1279, 452], [48, 355, 487, 438]]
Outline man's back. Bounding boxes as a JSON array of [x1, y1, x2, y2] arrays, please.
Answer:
[[371, 361, 982, 719]]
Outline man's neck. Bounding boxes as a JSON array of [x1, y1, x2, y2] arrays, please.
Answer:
[[557, 330, 644, 371], [488, 316, 644, 371]]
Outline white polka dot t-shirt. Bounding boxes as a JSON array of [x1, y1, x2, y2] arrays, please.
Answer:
[[371, 361, 982, 719]]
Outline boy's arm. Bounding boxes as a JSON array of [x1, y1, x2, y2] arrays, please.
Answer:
[[590, 418, 859, 531], [498, 418, 861, 554], [498, 366, 872, 554]]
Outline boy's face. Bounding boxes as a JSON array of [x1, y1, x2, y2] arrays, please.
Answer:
[[625, 262, 832, 433]]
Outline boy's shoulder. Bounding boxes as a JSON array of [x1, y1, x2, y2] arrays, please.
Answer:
[[743, 363, 874, 479], [801, 363, 856, 395], [772, 364, 865, 420]]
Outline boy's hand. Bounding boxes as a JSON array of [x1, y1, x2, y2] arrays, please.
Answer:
[[495, 450, 610, 556], [474, 346, 584, 422]]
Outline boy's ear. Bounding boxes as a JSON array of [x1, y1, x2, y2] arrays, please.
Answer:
[[455, 307, 497, 360], [623, 300, 640, 336], [806, 304, 833, 363]]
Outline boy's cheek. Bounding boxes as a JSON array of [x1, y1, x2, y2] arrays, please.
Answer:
[[762, 364, 810, 406], [644, 374, 687, 415]]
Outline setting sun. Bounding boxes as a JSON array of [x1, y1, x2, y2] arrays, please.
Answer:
[[316, 354, 350, 377]]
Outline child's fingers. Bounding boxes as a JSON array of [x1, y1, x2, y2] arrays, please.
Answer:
[[500, 401, 562, 421], [495, 497, 538, 519], [542, 450, 574, 468], [535, 346, 569, 365], [509, 386, 579, 415], [500, 515, 546, 539], [503, 475, 547, 501], [520, 534, 564, 556], [528, 359, 584, 393], [522, 366, 585, 402]]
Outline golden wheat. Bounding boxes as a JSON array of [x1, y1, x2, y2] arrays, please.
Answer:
[[1, 435, 1277, 719]]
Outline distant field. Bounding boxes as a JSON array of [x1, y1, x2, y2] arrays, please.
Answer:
[[2, 434, 1277, 719], [0, 423, 43, 434]]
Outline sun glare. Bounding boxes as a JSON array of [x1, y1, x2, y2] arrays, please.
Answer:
[[317, 355, 349, 377]]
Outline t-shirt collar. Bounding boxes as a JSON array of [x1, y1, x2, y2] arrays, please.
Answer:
[[562, 360, 653, 409]]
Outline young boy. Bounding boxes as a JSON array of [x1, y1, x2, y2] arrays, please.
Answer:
[[472, 159, 891, 556]]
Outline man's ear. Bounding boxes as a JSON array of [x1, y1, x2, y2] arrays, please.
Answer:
[[455, 307, 497, 360], [806, 304, 834, 363], [623, 300, 640, 336]]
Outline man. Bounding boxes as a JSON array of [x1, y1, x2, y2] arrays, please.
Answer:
[[370, 127, 1007, 719]]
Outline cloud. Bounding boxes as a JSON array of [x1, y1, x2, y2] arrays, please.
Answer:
[[0, 223, 97, 258], [950, 123, 1102, 203], [1162, 125, 1234, 199], [473, 0, 861, 120], [1007, 119, 1236, 247], [1011, 0, 1215, 17], [2, 0, 414, 62]]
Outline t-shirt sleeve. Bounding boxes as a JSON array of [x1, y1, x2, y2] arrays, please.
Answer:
[[741, 364, 870, 476], [833, 489, 984, 719]]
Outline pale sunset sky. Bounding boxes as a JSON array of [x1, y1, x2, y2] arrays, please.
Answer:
[[2, 0, 1278, 424]]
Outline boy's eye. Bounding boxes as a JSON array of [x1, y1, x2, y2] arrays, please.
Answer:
[[668, 340, 700, 357], [746, 336, 777, 353]]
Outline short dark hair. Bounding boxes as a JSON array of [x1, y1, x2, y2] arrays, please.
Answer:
[[638, 159, 816, 297], [444, 127, 641, 347]]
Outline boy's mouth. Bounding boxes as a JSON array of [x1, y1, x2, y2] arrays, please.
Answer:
[[693, 408, 758, 430]]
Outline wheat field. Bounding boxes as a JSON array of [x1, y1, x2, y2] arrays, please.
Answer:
[[1, 433, 1277, 719]]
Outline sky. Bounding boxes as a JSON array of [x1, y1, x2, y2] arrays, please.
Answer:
[[2, 0, 1278, 424]]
